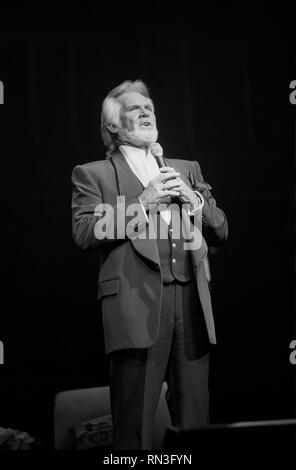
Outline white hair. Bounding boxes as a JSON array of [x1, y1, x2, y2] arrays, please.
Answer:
[[101, 80, 151, 156]]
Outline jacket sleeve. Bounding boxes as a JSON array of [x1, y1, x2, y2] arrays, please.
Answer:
[[192, 161, 228, 246], [71, 165, 148, 250]]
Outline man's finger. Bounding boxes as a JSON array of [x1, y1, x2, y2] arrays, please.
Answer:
[[160, 171, 180, 181], [163, 180, 182, 190], [160, 190, 180, 197], [159, 167, 176, 172]]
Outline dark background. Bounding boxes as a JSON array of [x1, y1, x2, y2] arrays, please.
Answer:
[[0, 4, 295, 448]]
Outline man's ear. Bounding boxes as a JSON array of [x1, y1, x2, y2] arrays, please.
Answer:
[[106, 122, 118, 134]]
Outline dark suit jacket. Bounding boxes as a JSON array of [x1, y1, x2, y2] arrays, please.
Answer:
[[71, 150, 228, 353]]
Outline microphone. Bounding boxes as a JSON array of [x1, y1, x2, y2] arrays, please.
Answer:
[[150, 142, 185, 207], [150, 142, 172, 204], [150, 142, 204, 211], [150, 142, 166, 168]]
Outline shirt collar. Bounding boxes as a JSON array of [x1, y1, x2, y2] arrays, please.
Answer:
[[119, 144, 150, 163]]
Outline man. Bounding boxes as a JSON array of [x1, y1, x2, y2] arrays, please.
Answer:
[[71, 80, 228, 450]]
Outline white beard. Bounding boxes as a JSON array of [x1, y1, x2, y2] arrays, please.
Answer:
[[117, 126, 158, 148]]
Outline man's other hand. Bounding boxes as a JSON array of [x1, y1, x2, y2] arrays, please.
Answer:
[[139, 167, 181, 210]]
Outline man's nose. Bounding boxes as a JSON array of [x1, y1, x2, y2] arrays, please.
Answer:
[[139, 106, 150, 117]]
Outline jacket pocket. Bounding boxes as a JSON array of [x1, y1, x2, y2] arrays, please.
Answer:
[[97, 278, 120, 300]]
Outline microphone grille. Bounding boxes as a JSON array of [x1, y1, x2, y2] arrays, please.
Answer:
[[150, 142, 163, 158]]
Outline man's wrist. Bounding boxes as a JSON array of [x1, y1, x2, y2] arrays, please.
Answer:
[[187, 190, 204, 215]]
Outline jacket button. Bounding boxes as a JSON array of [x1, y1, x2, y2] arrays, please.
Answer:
[[172, 243, 176, 248], [172, 258, 176, 263]]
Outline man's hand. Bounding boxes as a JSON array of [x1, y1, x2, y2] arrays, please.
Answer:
[[139, 167, 181, 210], [173, 175, 202, 210]]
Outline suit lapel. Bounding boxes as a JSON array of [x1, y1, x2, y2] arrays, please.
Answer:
[[110, 151, 160, 267]]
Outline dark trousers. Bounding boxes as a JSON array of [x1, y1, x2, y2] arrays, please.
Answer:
[[109, 279, 210, 450]]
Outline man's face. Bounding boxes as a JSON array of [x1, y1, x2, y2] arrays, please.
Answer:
[[116, 92, 158, 148]]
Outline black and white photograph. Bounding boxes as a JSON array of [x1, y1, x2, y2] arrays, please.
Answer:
[[0, 3, 295, 464]]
